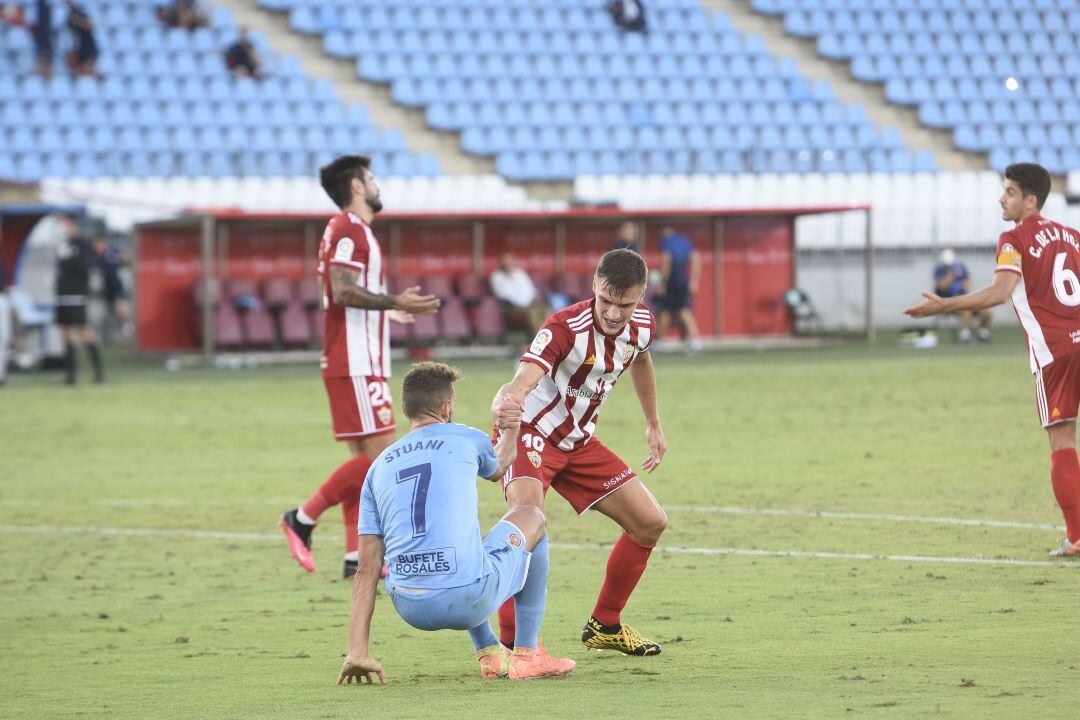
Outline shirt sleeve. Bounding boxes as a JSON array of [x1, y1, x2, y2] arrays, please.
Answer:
[[995, 232, 1023, 275], [470, 428, 500, 479], [521, 318, 575, 373], [357, 468, 383, 536], [636, 304, 656, 352], [328, 225, 370, 276]]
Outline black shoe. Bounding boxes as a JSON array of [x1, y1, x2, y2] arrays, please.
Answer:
[[343, 558, 358, 579], [279, 508, 315, 572]]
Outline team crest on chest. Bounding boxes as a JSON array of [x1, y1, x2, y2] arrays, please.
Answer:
[[527, 450, 542, 468], [622, 344, 636, 365]]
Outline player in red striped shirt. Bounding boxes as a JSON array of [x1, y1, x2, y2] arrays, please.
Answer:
[[280, 155, 440, 577], [906, 163, 1080, 558], [492, 249, 669, 655]]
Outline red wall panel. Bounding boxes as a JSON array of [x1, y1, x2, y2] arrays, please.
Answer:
[[721, 217, 793, 336]]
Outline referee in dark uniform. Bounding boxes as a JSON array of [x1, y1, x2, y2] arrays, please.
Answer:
[[56, 214, 103, 384]]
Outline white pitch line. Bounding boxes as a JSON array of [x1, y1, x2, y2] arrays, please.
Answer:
[[664, 505, 1063, 532], [0, 525, 1071, 569], [0, 498, 1064, 532]]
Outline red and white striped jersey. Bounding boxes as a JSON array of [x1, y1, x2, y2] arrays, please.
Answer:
[[995, 214, 1080, 372], [520, 299, 654, 451], [318, 212, 390, 378]]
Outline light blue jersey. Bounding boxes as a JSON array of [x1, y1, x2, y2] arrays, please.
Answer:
[[359, 423, 500, 591]]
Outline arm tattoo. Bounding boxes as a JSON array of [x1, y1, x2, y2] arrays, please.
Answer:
[[329, 265, 396, 310]]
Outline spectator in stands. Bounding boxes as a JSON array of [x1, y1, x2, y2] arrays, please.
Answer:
[[490, 253, 550, 335], [64, 0, 98, 77], [157, 0, 208, 30], [611, 221, 641, 253], [92, 238, 133, 339], [655, 226, 703, 355], [607, 0, 647, 32], [30, 0, 53, 78], [224, 27, 261, 79], [55, 214, 104, 384], [934, 247, 991, 343]]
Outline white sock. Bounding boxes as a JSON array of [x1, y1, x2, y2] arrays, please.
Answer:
[[296, 508, 317, 526], [344, 551, 359, 562]]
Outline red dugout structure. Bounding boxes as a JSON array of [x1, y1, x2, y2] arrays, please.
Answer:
[[134, 205, 872, 356]]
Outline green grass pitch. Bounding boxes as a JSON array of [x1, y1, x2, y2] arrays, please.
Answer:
[[2, 329, 1078, 719]]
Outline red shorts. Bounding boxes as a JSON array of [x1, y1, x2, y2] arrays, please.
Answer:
[[501, 424, 637, 515], [1035, 354, 1080, 428], [323, 375, 396, 440]]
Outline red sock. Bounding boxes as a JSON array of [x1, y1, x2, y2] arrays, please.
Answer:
[[1051, 448, 1080, 543], [497, 598, 516, 647], [342, 492, 360, 554], [300, 454, 372, 522], [591, 533, 654, 627]]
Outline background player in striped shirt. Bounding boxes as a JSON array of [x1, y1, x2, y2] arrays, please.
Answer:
[[492, 249, 669, 655], [905, 163, 1080, 558], [280, 155, 441, 578]]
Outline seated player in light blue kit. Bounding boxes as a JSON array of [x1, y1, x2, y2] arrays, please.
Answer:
[[337, 362, 575, 684]]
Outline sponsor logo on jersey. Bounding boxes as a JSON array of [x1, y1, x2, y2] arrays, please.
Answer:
[[997, 242, 1022, 270], [394, 547, 455, 575], [566, 386, 606, 401], [507, 532, 522, 548], [1053, 407, 1062, 419], [377, 406, 393, 425], [584, 354, 596, 366], [530, 328, 553, 355], [334, 237, 355, 262], [527, 450, 542, 468]]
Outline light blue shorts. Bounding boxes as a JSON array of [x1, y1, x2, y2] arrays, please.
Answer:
[[387, 520, 531, 631]]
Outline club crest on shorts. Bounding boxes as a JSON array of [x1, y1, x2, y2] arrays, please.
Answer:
[[507, 532, 522, 548], [530, 328, 553, 355], [527, 449, 542, 468], [377, 406, 393, 425]]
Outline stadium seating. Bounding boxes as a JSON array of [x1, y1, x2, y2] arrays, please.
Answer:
[[752, 0, 1080, 174], [259, 0, 931, 179], [0, 1, 438, 183]]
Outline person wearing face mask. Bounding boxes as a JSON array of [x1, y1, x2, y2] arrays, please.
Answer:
[[933, 247, 991, 343]]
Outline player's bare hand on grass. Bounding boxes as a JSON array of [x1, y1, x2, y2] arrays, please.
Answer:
[[338, 656, 386, 685], [387, 309, 415, 325], [904, 292, 947, 318], [394, 286, 441, 315], [642, 425, 667, 472]]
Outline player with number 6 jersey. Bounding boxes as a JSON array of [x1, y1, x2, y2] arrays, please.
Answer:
[[905, 162, 1080, 558], [492, 249, 669, 656], [279, 155, 440, 579]]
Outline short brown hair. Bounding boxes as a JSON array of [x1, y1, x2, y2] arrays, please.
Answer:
[[1004, 162, 1051, 210], [401, 362, 462, 420], [596, 249, 648, 295], [319, 155, 372, 209]]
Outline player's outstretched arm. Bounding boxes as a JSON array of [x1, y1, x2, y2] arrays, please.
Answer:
[[488, 414, 522, 481], [491, 362, 545, 428], [629, 350, 666, 473], [904, 271, 1019, 318], [338, 534, 387, 686], [329, 266, 441, 314]]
